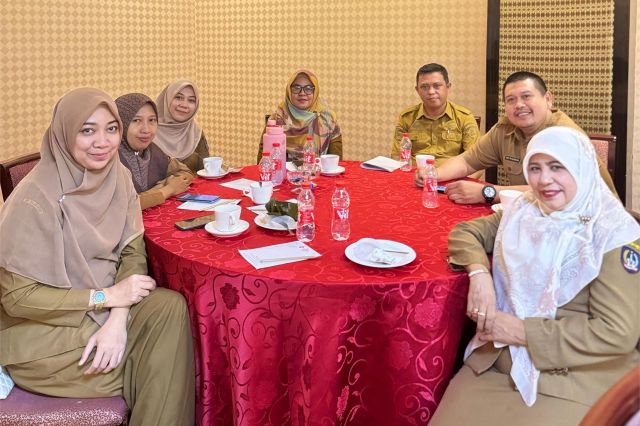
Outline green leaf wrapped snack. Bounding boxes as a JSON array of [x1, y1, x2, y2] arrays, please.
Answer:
[[265, 199, 298, 220]]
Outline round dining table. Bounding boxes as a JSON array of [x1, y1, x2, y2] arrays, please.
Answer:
[[142, 161, 493, 426]]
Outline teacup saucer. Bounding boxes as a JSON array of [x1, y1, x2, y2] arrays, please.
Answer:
[[205, 219, 249, 237], [197, 169, 229, 179], [320, 165, 345, 176]]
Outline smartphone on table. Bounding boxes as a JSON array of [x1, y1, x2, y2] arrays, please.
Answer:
[[176, 193, 220, 203], [175, 214, 215, 231]]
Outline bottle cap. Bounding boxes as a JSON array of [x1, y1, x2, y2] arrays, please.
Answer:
[[306, 135, 313, 141], [262, 152, 270, 157], [335, 179, 346, 187], [402, 132, 409, 137], [426, 159, 435, 164], [301, 181, 311, 188], [273, 142, 280, 147]]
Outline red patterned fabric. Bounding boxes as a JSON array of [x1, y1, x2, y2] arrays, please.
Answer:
[[143, 162, 492, 425]]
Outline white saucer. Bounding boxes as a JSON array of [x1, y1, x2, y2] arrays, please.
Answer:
[[345, 238, 416, 268], [204, 219, 249, 237], [197, 169, 229, 179], [320, 165, 345, 176], [491, 203, 503, 213], [254, 214, 297, 231]]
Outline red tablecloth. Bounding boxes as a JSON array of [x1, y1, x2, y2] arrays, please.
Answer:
[[142, 161, 492, 425]]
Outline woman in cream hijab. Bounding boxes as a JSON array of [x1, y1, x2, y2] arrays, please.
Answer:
[[155, 79, 210, 173], [0, 88, 194, 425], [432, 126, 640, 425], [258, 69, 343, 164]]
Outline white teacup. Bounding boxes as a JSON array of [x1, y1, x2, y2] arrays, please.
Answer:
[[319, 154, 339, 171], [204, 157, 223, 176], [416, 154, 435, 169], [213, 204, 241, 231], [499, 189, 523, 210], [242, 182, 273, 205]]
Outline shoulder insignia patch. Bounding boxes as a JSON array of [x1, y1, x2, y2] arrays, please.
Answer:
[[621, 245, 640, 274]]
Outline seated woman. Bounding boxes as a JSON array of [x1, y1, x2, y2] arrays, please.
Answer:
[[116, 93, 194, 209], [432, 126, 640, 425], [0, 88, 195, 426], [155, 79, 209, 173], [257, 68, 342, 164]]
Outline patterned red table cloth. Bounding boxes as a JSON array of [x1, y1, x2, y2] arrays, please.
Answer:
[[142, 161, 492, 425]]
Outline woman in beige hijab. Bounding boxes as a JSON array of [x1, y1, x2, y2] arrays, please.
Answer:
[[155, 79, 210, 173], [0, 88, 194, 425]]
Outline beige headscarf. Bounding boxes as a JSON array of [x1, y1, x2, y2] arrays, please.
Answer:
[[154, 79, 203, 160], [0, 88, 143, 325]]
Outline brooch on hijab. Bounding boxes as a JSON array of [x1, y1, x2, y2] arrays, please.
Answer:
[[578, 215, 591, 225]]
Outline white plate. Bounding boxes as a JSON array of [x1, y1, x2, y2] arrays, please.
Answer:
[[320, 165, 345, 176], [345, 238, 416, 268], [254, 214, 297, 231], [197, 169, 229, 179], [205, 219, 249, 237], [491, 203, 503, 213]]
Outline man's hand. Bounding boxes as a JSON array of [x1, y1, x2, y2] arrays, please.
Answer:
[[414, 167, 426, 187], [445, 180, 486, 204]]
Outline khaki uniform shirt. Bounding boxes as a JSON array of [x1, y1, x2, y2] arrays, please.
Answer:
[[139, 157, 194, 210], [462, 111, 617, 193], [448, 213, 640, 405], [181, 133, 210, 174], [391, 101, 479, 167], [0, 235, 147, 365]]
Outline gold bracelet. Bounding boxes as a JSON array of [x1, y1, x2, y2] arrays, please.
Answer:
[[468, 269, 489, 278]]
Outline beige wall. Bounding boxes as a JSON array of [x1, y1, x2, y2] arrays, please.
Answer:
[[0, 0, 487, 170]]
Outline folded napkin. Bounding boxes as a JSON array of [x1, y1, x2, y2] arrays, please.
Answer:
[[266, 199, 298, 220], [367, 248, 398, 265]]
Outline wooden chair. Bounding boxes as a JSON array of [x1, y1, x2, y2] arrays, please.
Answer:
[[579, 366, 640, 426], [588, 133, 616, 177], [0, 386, 129, 425], [0, 152, 41, 201]]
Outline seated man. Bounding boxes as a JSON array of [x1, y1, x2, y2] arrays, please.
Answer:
[[391, 63, 480, 166], [415, 70, 617, 204]]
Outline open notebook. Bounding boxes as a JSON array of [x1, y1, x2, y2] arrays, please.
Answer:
[[360, 156, 405, 172]]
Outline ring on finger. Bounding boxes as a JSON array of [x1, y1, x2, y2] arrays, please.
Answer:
[[477, 312, 486, 317], [472, 308, 479, 314]]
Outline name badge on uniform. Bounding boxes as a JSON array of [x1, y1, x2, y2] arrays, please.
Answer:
[[621, 243, 640, 274], [505, 155, 520, 163]]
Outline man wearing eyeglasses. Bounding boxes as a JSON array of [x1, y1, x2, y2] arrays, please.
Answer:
[[391, 63, 480, 166]]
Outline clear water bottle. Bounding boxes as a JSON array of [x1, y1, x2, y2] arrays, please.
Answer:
[[271, 142, 285, 186], [258, 152, 273, 182], [331, 180, 350, 241], [422, 158, 438, 208], [400, 132, 412, 171], [296, 181, 315, 242], [302, 135, 316, 182]]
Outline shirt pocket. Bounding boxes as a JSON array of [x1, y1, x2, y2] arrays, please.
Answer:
[[441, 122, 462, 142], [408, 132, 430, 151]]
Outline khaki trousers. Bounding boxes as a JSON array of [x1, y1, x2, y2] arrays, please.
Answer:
[[8, 288, 195, 426]]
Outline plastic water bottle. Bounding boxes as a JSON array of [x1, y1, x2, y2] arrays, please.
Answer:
[[270, 142, 285, 186], [258, 152, 273, 182], [331, 180, 350, 241], [262, 119, 286, 159], [400, 132, 412, 171], [422, 158, 438, 208], [296, 181, 315, 242], [302, 135, 316, 182]]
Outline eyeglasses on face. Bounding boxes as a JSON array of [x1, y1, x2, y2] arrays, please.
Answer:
[[291, 84, 315, 95]]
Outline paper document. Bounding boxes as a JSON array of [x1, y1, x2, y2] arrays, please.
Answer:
[[360, 156, 404, 172], [220, 178, 258, 192], [239, 241, 321, 269], [177, 199, 241, 211]]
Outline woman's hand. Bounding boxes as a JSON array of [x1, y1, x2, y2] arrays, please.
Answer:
[[79, 308, 129, 374], [166, 174, 191, 197], [104, 274, 156, 308], [466, 268, 496, 333], [477, 311, 527, 346]]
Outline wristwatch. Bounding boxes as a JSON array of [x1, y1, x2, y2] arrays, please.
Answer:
[[91, 290, 106, 310], [482, 185, 496, 204]]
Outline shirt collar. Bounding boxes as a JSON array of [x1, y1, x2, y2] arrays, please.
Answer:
[[418, 101, 453, 120]]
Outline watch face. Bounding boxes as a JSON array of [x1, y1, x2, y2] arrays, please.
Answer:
[[94, 291, 106, 303], [483, 186, 496, 198]]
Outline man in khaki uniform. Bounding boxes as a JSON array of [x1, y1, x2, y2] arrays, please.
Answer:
[[391, 63, 479, 166], [414, 71, 617, 203]]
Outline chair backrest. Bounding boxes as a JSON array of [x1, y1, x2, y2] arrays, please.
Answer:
[[588, 133, 616, 177], [474, 115, 481, 131], [579, 366, 640, 426], [0, 152, 40, 201]]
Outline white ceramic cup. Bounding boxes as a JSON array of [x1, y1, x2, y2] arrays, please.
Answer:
[[242, 181, 273, 204], [319, 154, 339, 171], [204, 157, 223, 176], [499, 189, 523, 210], [213, 204, 241, 231], [416, 154, 435, 169]]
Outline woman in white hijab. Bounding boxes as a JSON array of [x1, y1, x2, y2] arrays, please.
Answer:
[[432, 126, 640, 425]]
